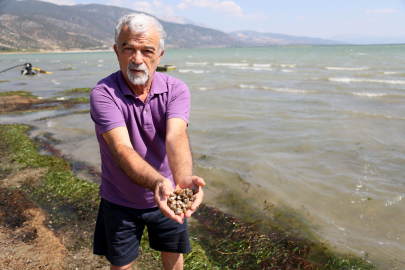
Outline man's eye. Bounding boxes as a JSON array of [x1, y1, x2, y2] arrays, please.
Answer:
[[124, 48, 133, 52]]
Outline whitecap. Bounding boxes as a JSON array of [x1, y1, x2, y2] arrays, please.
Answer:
[[230, 66, 273, 71], [329, 78, 405, 85], [186, 62, 208, 66], [52, 80, 60, 85], [239, 84, 256, 89], [253, 64, 271, 67], [263, 87, 312, 93], [97, 65, 103, 67], [383, 72, 397, 75], [214, 63, 249, 67], [280, 64, 296, 68], [56, 97, 66, 100], [98, 60, 104, 62], [325, 67, 368, 71], [179, 69, 209, 74], [281, 69, 294, 73], [351, 92, 387, 98]]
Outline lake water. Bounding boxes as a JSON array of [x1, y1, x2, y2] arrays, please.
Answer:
[[1, 45, 404, 268]]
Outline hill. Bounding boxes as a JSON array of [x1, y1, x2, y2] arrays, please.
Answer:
[[229, 30, 345, 46], [0, 0, 344, 51], [0, 0, 246, 51]]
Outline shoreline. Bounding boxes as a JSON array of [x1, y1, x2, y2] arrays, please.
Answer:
[[0, 49, 114, 55], [0, 91, 376, 269]]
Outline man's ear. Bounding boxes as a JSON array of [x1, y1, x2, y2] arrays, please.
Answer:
[[114, 44, 119, 59], [159, 49, 165, 59]]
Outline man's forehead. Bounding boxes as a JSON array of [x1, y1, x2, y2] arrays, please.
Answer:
[[120, 25, 159, 42]]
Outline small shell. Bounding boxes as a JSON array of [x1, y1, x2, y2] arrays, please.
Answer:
[[191, 186, 198, 194], [177, 195, 183, 200], [174, 208, 183, 215], [186, 201, 193, 208], [176, 200, 182, 206], [169, 203, 177, 211], [178, 189, 185, 196], [186, 190, 193, 197], [189, 195, 196, 202], [183, 198, 189, 204], [167, 197, 175, 203]]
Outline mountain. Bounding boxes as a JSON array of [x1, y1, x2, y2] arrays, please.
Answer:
[[329, 35, 405, 45], [229, 30, 345, 46], [0, 0, 345, 52], [0, 0, 246, 51]]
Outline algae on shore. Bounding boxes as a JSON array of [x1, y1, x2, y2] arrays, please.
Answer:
[[0, 123, 375, 269]]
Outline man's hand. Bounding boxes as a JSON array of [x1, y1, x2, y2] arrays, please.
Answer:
[[154, 178, 184, 224], [177, 175, 206, 218]]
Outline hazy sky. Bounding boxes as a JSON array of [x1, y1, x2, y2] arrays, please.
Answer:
[[40, 0, 405, 38]]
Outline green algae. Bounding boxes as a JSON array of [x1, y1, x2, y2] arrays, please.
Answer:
[[59, 88, 92, 94], [0, 91, 37, 98], [0, 124, 212, 270]]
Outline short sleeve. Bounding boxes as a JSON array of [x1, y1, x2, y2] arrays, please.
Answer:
[[90, 84, 127, 135], [166, 81, 190, 124]]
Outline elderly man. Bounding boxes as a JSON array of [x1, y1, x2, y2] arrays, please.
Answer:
[[90, 13, 205, 270]]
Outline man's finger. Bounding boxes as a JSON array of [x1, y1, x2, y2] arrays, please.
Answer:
[[191, 176, 206, 187], [189, 188, 204, 212]]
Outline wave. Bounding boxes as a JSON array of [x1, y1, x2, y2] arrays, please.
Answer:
[[214, 63, 249, 67], [350, 110, 405, 120], [329, 78, 405, 85], [253, 64, 271, 67], [325, 67, 368, 71], [281, 69, 294, 73], [230, 66, 274, 71], [239, 84, 313, 93], [179, 69, 209, 74], [383, 72, 398, 75], [351, 92, 387, 98], [280, 64, 296, 68], [186, 62, 208, 66]]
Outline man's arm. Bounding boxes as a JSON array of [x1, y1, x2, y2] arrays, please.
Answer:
[[102, 126, 183, 223], [166, 118, 205, 218]]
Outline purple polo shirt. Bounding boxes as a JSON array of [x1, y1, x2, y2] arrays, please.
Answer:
[[90, 70, 190, 209]]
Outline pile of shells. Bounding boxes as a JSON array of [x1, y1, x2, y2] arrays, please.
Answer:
[[167, 187, 198, 215]]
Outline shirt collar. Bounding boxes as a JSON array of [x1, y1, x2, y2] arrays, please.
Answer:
[[118, 70, 168, 97]]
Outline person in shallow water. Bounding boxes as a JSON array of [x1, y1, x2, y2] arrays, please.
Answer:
[[89, 13, 205, 270], [21, 63, 36, 75]]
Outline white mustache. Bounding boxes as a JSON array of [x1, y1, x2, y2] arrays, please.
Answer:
[[128, 62, 147, 72]]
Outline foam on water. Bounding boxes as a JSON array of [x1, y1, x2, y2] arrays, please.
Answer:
[[350, 92, 387, 98], [329, 78, 405, 85], [214, 63, 249, 67], [383, 72, 398, 75], [281, 69, 294, 72], [280, 64, 296, 68], [230, 66, 274, 71], [179, 69, 209, 73], [186, 62, 208, 65], [325, 67, 369, 71], [253, 64, 272, 67], [240, 84, 312, 93]]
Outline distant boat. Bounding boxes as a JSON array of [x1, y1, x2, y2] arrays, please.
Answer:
[[157, 65, 175, 72]]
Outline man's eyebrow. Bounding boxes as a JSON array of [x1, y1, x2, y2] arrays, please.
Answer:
[[144, 46, 156, 51]]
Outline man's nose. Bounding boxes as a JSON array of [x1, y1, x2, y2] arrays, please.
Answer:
[[133, 50, 143, 65]]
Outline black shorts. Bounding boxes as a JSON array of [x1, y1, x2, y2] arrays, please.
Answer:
[[93, 198, 191, 266]]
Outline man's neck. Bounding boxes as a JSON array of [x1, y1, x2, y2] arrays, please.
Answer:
[[128, 74, 154, 103]]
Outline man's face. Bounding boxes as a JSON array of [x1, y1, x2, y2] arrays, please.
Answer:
[[114, 24, 164, 88]]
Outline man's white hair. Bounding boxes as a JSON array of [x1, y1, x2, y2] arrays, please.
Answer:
[[115, 13, 166, 54]]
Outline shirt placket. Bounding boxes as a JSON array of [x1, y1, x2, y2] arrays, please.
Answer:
[[142, 101, 153, 130]]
